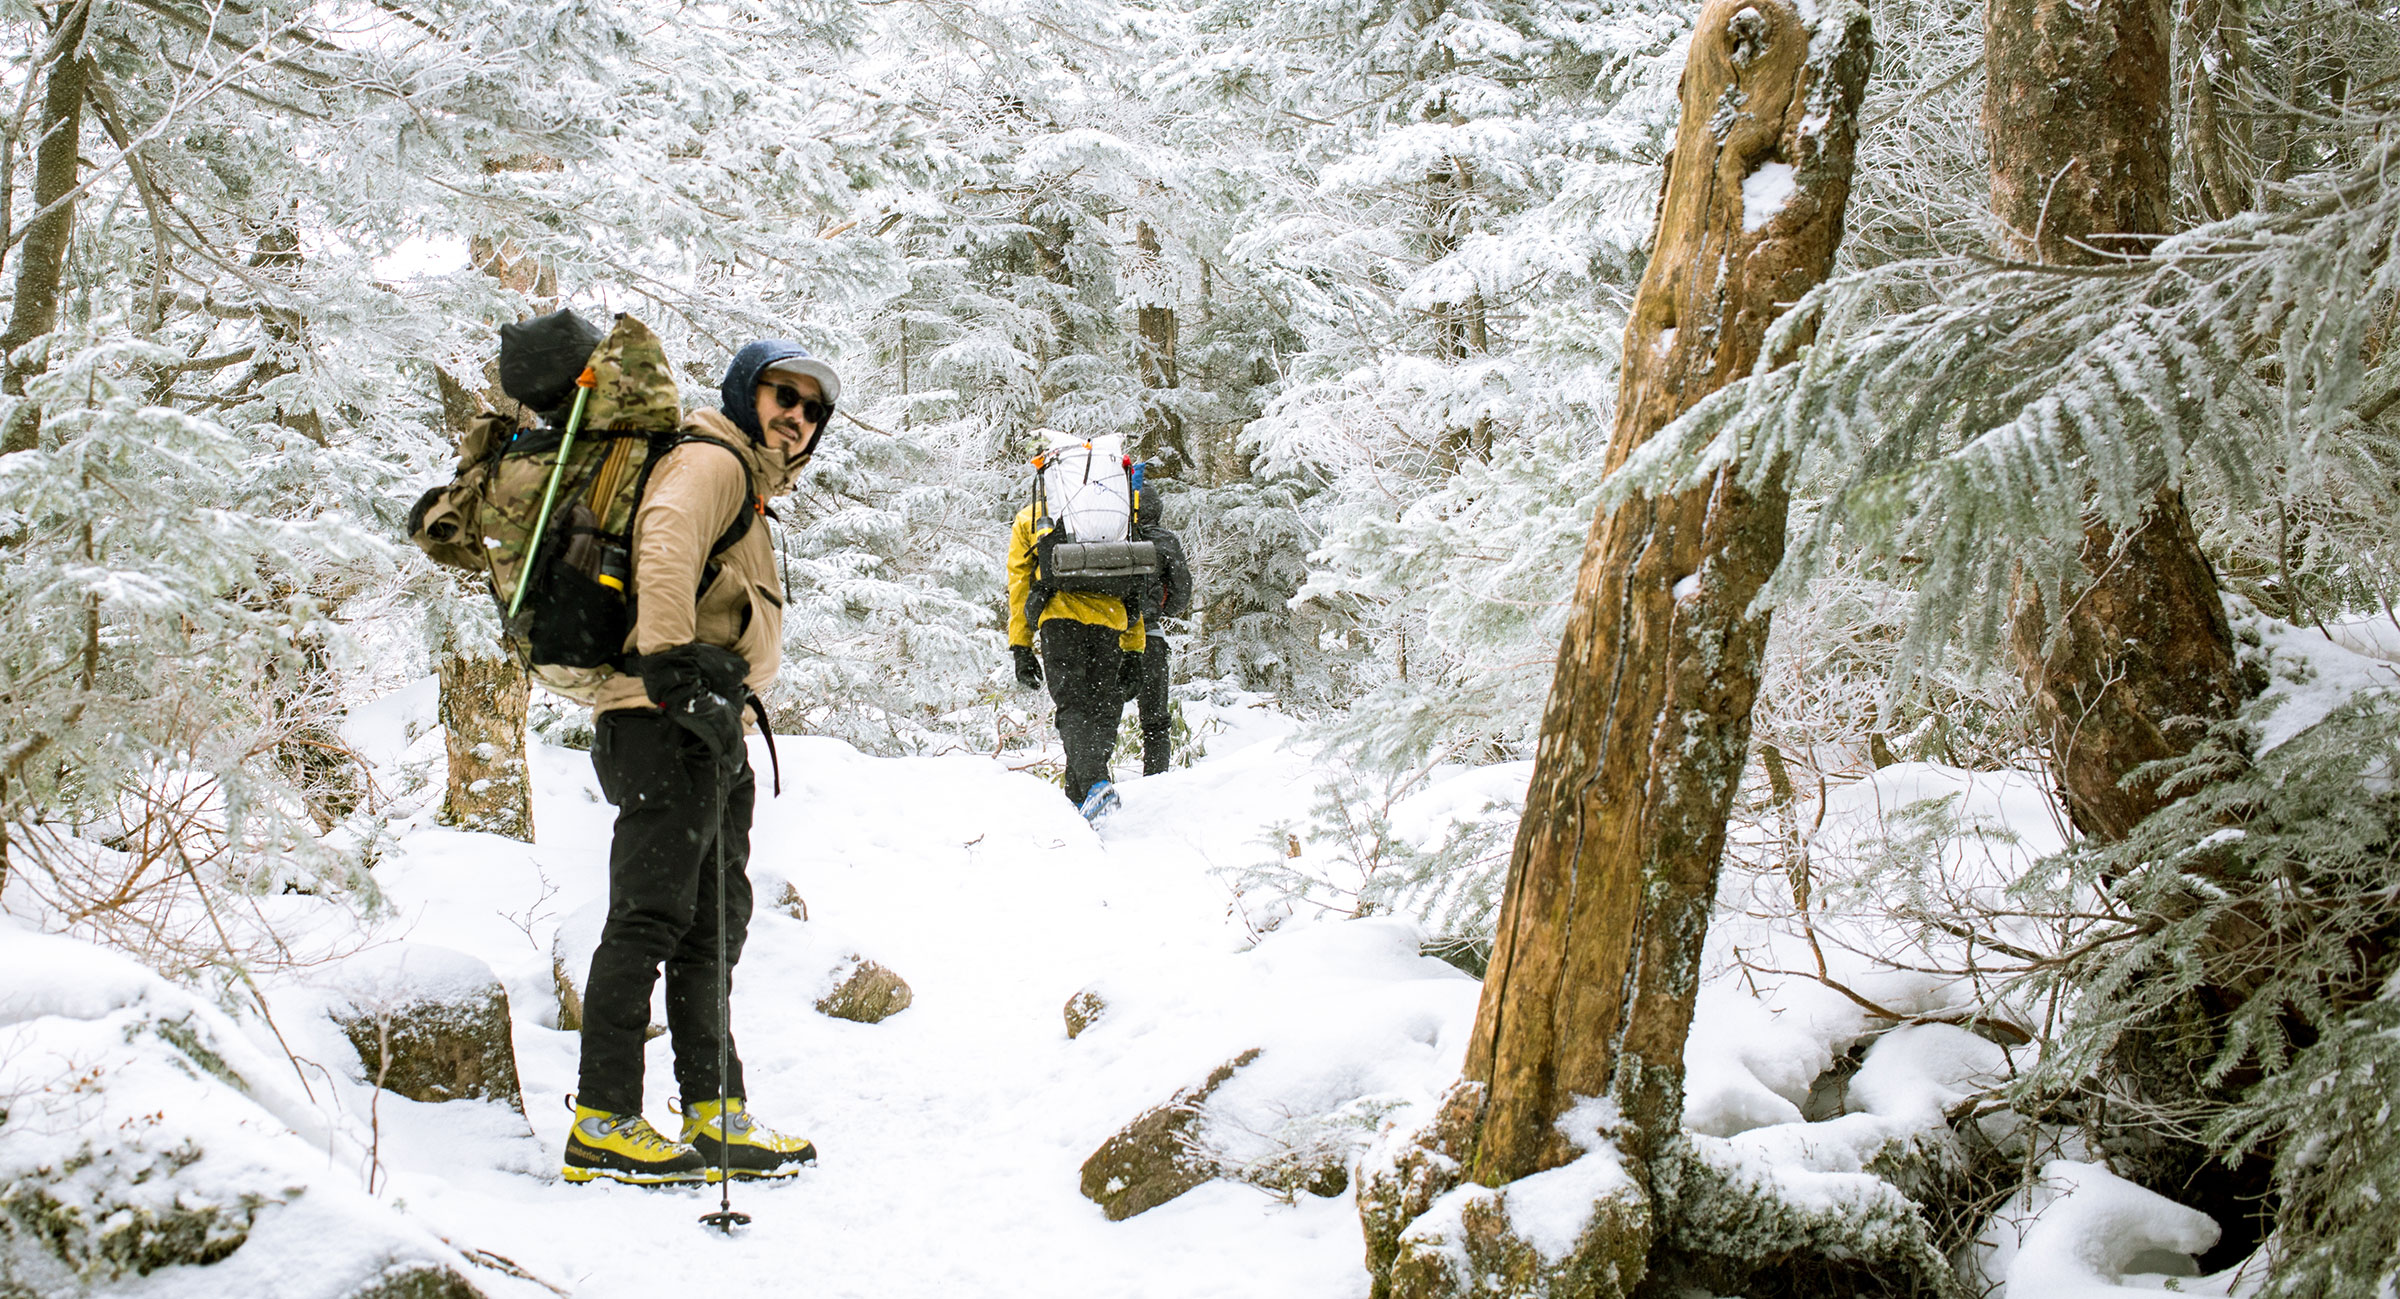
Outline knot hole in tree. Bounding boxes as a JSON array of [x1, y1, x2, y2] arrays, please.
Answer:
[[1726, 5, 1772, 65]]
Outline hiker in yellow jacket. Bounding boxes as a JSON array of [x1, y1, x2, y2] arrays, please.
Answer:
[[1007, 504, 1144, 814]]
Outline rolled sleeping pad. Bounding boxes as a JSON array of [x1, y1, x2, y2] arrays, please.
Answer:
[[1050, 539, 1161, 578]]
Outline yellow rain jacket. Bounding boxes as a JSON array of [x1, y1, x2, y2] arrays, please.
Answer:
[[1006, 503, 1145, 653]]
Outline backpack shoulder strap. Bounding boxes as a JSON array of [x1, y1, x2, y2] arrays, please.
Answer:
[[631, 433, 760, 556]]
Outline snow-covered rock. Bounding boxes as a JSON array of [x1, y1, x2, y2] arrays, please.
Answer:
[[1063, 986, 1108, 1039], [814, 956, 914, 1023], [1080, 1049, 1263, 1221], [0, 929, 501, 1299], [314, 944, 526, 1114], [1382, 1100, 1652, 1299]]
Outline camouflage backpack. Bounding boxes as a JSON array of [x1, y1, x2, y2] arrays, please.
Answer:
[[408, 312, 753, 702]]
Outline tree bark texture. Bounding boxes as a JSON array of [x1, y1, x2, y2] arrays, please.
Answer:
[[1131, 220, 1189, 473], [1460, 0, 1873, 1186], [0, 1, 93, 455], [434, 316, 535, 843], [438, 648, 534, 842], [2179, 0, 2258, 223], [1986, 0, 2248, 844], [1984, 0, 2171, 265], [2009, 488, 2247, 841]]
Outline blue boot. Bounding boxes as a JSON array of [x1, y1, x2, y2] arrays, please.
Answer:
[[1079, 779, 1122, 822]]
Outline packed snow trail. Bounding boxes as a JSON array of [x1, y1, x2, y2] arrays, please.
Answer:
[[343, 694, 1480, 1299]]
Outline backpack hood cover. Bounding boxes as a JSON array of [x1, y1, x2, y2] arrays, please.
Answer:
[[720, 339, 839, 442], [498, 308, 608, 419], [581, 314, 682, 432]]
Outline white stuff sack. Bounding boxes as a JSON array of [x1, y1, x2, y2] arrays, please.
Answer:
[[1039, 430, 1132, 544]]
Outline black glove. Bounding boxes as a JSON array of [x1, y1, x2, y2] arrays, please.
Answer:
[[1118, 650, 1144, 700], [1012, 644, 1043, 689], [639, 643, 752, 767]]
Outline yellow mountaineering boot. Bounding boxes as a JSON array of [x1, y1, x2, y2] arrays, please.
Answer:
[[563, 1105, 710, 1185], [680, 1098, 818, 1180]]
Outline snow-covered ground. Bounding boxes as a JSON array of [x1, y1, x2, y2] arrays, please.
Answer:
[[278, 689, 1478, 1298], [16, 636, 2338, 1296]]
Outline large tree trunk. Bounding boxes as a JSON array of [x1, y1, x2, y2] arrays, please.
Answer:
[[1359, 7, 1873, 1296], [1987, 0, 2262, 1262], [1986, 0, 2248, 844], [0, 2, 93, 455], [2009, 490, 2247, 841], [1463, 0, 1872, 1186]]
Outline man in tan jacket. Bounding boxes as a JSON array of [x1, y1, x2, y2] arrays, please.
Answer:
[[563, 341, 836, 1187]]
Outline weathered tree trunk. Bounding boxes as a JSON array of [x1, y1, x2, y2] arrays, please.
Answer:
[[1466, 0, 1871, 1184], [438, 647, 534, 841], [1425, 156, 1488, 363], [1986, 0, 2248, 844], [1359, 5, 1873, 1295], [0, 2, 93, 455], [246, 221, 327, 446]]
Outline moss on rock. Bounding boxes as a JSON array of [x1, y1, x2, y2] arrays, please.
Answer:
[[1386, 1172, 1651, 1299], [334, 985, 524, 1114], [0, 1165, 269, 1293], [1360, 1081, 1487, 1296], [1063, 988, 1107, 1039], [1079, 1049, 1261, 1221], [816, 958, 913, 1023], [345, 1261, 489, 1299]]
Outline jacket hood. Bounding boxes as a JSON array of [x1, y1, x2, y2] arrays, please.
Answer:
[[719, 339, 830, 442]]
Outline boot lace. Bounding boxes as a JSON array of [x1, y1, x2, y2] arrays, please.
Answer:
[[606, 1115, 682, 1154]]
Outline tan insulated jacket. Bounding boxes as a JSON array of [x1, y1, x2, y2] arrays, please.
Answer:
[[592, 410, 801, 718]]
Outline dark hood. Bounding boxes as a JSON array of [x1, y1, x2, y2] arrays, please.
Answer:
[[719, 339, 812, 442]]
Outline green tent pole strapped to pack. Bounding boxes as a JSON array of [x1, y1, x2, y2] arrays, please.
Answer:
[[508, 368, 598, 621]]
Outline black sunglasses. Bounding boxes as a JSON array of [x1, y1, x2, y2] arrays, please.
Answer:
[[768, 382, 834, 428]]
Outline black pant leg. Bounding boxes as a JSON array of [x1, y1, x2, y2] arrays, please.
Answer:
[[580, 711, 711, 1114], [578, 710, 735, 1116], [1041, 618, 1120, 805], [664, 757, 755, 1108], [1138, 636, 1172, 775]]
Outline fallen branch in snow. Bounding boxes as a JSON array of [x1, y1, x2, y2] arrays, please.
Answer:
[[448, 1242, 573, 1296]]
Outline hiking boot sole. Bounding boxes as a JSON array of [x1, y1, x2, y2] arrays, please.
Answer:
[[562, 1163, 710, 1186], [690, 1144, 819, 1181], [708, 1163, 812, 1182]]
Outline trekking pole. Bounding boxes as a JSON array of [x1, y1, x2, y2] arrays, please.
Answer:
[[507, 367, 599, 621], [699, 755, 750, 1235]]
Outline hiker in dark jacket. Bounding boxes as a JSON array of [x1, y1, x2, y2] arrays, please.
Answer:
[[1118, 482, 1191, 776], [564, 339, 834, 1187]]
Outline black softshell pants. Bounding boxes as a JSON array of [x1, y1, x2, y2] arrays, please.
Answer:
[[1126, 636, 1171, 776], [1041, 618, 1124, 806], [578, 709, 754, 1116]]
